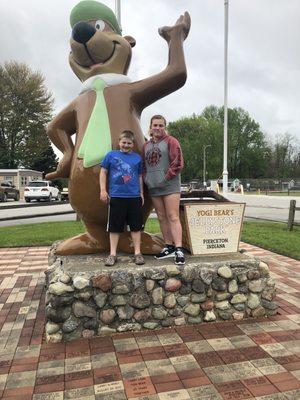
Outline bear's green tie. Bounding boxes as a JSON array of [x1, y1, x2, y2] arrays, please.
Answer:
[[78, 77, 111, 168]]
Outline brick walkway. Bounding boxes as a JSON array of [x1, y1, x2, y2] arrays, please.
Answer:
[[0, 245, 299, 399]]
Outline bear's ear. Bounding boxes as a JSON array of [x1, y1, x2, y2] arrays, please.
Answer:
[[124, 35, 136, 48]]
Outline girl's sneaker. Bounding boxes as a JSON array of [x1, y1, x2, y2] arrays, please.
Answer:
[[154, 245, 176, 259], [174, 248, 185, 265]]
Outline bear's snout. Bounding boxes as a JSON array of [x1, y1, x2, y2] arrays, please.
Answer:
[[72, 21, 96, 44]]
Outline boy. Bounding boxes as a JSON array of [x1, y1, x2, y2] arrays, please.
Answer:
[[100, 131, 145, 266]]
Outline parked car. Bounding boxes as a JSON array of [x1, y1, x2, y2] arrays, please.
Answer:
[[0, 181, 20, 202], [24, 180, 61, 202], [61, 187, 69, 201]]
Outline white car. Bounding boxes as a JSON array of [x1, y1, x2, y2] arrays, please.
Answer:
[[24, 181, 61, 202]]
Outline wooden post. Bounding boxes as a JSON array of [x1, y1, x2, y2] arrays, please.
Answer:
[[287, 200, 296, 231]]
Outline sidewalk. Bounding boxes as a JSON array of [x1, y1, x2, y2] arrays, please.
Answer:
[[0, 245, 299, 399]]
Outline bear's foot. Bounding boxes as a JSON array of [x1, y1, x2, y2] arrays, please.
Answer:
[[56, 233, 109, 255], [118, 231, 164, 255]]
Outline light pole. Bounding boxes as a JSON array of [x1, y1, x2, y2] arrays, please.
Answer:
[[222, 0, 229, 194], [115, 0, 121, 29], [203, 144, 211, 188]]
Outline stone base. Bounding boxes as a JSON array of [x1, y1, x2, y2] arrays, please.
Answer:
[[45, 246, 277, 342]]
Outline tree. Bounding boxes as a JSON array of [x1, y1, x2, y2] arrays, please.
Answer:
[[0, 61, 56, 170], [168, 106, 271, 181]]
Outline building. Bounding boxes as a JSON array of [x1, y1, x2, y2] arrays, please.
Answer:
[[0, 169, 43, 200]]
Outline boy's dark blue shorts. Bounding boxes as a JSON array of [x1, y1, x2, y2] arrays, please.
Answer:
[[107, 197, 143, 233]]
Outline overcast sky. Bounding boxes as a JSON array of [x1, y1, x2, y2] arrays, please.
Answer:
[[1, 0, 300, 158]]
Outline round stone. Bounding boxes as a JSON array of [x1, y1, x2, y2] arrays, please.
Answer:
[[177, 296, 190, 307], [192, 279, 205, 293], [92, 274, 112, 292], [230, 294, 247, 304], [143, 322, 159, 329], [184, 304, 200, 317], [216, 292, 230, 301], [200, 268, 214, 285], [46, 321, 60, 335], [117, 305, 134, 320], [112, 284, 130, 295], [117, 323, 141, 332], [261, 299, 277, 310], [201, 300, 214, 311], [76, 288, 93, 301], [218, 310, 232, 320], [146, 280, 155, 292], [162, 318, 174, 327], [179, 285, 191, 295], [233, 312, 244, 320], [130, 293, 151, 309], [190, 293, 206, 303], [168, 307, 182, 317], [98, 326, 117, 335], [82, 329, 94, 339], [228, 280, 238, 294], [46, 305, 71, 323], [188, 316, 202, 324], [166, 265, 180, 276], [247, 293, 260, 309], [59, 274, 71, 284], [110, 295, 127, 306], [212, 277, 227, 291], [175, 316, 186, 325], [247, 269, 261, 280], [152, 287, 163, 305], [164, 294, 176, 308], [259, 261, 269, 277], [49, 282, 74, 296], [144, 269, 165, 280], [100, 309, 116, 324], [50, 295, 73, 309], [233, 303, 245, 311], [152, 307, 168, 320], [83, 319, 99, 330], [165, 278, 182, 292], [134, 309, 151, 322], [237, 273, 247, 283], [46, 331, 62, 343], [249, 279, 264, 293], [94, 292, 107, 308], [204, 311, 216, 321], [62, 315, 80, 333], [218, 266, 232, 279], [261, 288, 275, 301], [252, 306, 266, 317], [73, 276, 90, 290], [73, 302, 96, 318], [215, 301, 230, 310], [182, 266, 195, 283]]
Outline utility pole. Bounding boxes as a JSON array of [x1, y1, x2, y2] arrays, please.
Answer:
[[203, 145, 211, 188], [115, 0, 121, 29], [222, 0, 229, 194]]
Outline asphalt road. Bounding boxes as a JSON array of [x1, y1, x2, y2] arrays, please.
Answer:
[[0, 194, 299, 227]]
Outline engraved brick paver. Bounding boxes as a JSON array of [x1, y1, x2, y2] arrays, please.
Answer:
[[0, 244, 299, 398]]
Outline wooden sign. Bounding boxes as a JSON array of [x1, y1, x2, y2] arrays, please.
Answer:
[[181, 202, 245, 255]]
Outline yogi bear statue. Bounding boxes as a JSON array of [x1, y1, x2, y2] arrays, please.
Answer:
[[46, 0, 191, 255]]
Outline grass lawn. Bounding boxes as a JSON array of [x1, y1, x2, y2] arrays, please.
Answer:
[[0, 219, 299, 260]]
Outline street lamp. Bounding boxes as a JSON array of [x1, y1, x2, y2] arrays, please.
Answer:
[[115, 0, 121, 29], [203, 144, 211, 188], [222, 0, 229, 194]]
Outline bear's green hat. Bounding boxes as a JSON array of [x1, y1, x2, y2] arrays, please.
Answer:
[[70, 0, 121, 34]]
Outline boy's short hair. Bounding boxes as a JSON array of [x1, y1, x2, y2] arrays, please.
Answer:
[[119, 130, 135, 142]]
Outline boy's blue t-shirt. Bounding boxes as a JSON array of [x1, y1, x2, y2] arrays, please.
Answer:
[[101, 150, 142, 198]]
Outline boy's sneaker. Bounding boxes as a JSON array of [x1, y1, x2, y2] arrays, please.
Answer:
[[155, 245, 175, 259], [174, 248, 185, 265]]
